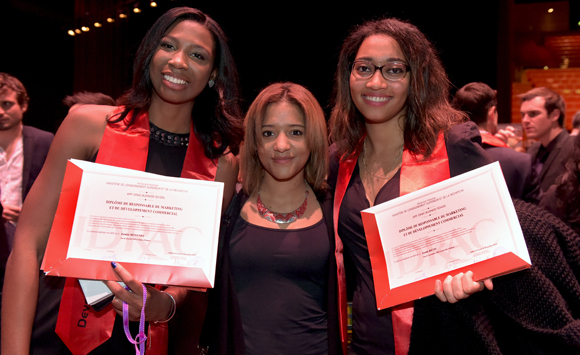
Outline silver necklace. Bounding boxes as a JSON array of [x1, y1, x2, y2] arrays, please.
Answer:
[[362, 139, 404, 180]]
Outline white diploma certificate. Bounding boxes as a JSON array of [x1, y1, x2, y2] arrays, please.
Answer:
[[361, 162, 531, 309], [42, 159, 223, 288]]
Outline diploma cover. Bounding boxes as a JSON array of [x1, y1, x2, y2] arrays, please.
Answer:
[[52, 108, 218, 355], [362, 161, 530, 310]]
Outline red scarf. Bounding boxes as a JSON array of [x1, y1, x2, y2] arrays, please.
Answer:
[[480, 131, 508, 148], [55, 108, 217, 355], [333, 133, 449, 355]]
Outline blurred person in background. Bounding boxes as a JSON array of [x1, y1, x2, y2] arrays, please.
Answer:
[[452, 82, 539, 203]]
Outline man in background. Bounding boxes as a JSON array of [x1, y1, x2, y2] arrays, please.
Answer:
[[0, 72, 53, 306], [520, 87, 573, 193], [452, 82, 539, 202]]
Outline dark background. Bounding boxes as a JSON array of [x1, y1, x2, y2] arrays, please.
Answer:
[[3, 0, 572, 134]]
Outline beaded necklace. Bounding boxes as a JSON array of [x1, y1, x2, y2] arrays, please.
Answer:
[[149, 121, 189, 147], [257, 182, 309, 224]]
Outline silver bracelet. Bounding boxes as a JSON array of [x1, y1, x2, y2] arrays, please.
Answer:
[[155, 291, 176, 323]]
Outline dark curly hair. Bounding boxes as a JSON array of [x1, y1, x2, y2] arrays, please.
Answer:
[[63, 91, 116, 107], [554, 134, 580, 225], [115, 7, 243, 158]]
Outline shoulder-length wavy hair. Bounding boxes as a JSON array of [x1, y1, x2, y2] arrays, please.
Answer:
[[115, 7, 243, 158], [241, 82, 328, 196], [329, 17, 465, 160]]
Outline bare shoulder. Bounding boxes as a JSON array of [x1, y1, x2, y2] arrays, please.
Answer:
[[217, 152, 239, 176], [61, 104, 115, 131], [55, 104, 117, 159]]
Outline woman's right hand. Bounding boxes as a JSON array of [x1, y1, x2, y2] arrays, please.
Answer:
[[105, 262, 176, 322], [434, 271, 493, 303]]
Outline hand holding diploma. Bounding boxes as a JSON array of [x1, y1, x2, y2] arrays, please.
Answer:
[[106, 261, 182, 322], [435, 271, 494, 303], [42, 160, 224, 288], [361, 163, 529, 309]]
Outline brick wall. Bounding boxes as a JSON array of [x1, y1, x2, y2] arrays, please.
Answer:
[[512, 68, 580, 130]]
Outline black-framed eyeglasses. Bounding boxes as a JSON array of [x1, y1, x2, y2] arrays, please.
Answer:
[[350, 61, 410, 81]]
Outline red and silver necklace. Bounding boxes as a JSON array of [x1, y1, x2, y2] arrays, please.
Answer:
[[257, 181, 309, 224]]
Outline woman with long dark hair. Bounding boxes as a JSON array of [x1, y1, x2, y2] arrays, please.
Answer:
[[2, 7, 242, 354], [328, 18, 493, 354]]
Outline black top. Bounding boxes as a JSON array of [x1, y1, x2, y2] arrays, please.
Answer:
[[528, 129, 573, 193], [30, 134, 187, 355], [328, 122, 493, 355], [201, 189, 342, 355], [230, 217, 329, 355], [145, 136, 187, 177], [482, 144, 540, 203]]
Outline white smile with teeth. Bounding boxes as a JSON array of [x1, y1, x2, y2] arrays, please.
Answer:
[[164, 75, 188, 85], [364, 95, 389, 102]]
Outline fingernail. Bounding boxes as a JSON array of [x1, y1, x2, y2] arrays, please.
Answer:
[[111, 261, 117, 268]]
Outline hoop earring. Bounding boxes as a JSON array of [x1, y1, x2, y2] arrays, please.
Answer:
[[208, 80, 215, 88]]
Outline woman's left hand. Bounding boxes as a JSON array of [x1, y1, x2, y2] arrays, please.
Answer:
[[104, 262, 172, 322], [434, 271, 493, 303]]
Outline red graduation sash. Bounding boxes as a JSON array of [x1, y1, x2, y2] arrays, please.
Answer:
[[480, 131, 508, 148], [333, 133, 449, 355], [55, 107, 217, 355]]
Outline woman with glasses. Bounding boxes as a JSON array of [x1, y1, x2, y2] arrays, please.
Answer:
[[328, 18, 494, 354], [2, 7, 242, 355], [200, 82, 341, 355]]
